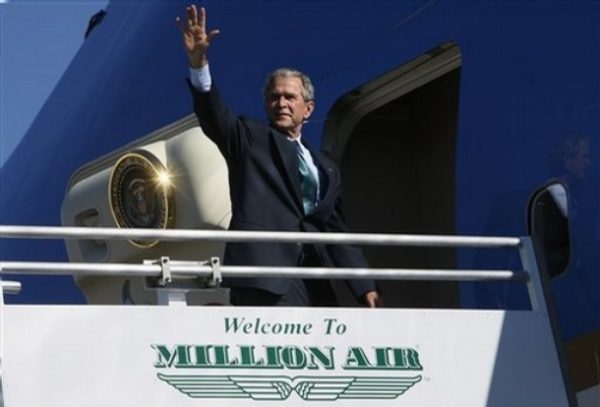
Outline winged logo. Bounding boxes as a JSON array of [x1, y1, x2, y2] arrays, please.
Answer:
[[157, 373, 422, 401]]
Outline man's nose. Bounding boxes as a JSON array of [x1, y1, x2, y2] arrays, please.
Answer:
[[276, 96, 287, 107]]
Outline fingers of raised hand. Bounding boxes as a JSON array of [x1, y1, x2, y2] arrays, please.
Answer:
[[175, 5, 199, 33], [198, 6, 207, 30], [177, 4, 219, 53], [207, 29, 220, 43], [187, 5, 198, 28], [177, 6, 217, 38]]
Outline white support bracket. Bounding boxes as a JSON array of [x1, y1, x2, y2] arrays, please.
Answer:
[[143, 257, 186, 306], [156, 256, 172, 287], [209, 257, 222, 288]]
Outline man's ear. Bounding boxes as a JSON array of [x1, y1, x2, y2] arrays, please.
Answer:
[[304, 100, 315, 119]]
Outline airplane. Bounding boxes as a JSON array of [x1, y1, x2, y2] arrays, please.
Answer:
[[0, 1, 598, 405]]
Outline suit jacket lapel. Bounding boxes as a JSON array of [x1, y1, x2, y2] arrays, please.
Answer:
[[271, 130, 303, 212]]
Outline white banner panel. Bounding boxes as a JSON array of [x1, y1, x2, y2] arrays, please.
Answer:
[[1, 306, 568, 406]]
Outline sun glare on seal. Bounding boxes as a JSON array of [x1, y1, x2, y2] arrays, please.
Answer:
[[109, 150, 174, 248]]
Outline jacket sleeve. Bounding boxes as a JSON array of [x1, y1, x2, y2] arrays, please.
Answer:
[[187, 80, 252, 161], [325, 191, 378, 299]]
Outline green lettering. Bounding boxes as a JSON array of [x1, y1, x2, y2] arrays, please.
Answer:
[[213, 345, 230, 366], [224, 317, 244, 333], [152, 345, 190, 368], [342, 347, 372, 369], [392, 348, 423, 370], [193, 345, 211, 367], [306, 347, 334, 370], [280, 346, 306, 369], [264, 346, 283, 368], [239, 345, 256, 366], [374, 347, 391, 368]]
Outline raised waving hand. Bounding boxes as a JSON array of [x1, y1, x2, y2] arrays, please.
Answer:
[[176, 5, 220, 68]]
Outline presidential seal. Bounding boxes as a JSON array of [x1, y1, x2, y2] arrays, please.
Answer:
[[109, 150, 174, 248]]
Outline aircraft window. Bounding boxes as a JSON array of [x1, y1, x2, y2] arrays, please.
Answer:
[[528, 182, 571, 279]]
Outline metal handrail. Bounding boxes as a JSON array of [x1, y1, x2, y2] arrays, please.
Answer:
[[1, 281, 21, 295], [0, 261, 529, 282], [0, 225, 521, 248], [0, 225, 529, 284]]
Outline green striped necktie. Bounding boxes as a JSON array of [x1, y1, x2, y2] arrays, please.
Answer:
[[295, 141, 318, 214]]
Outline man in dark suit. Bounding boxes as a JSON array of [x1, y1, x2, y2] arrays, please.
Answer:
[[178, 5, 382, 307]]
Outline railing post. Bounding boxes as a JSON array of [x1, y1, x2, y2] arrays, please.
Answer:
[[518, 236, 548, 314], [518, 237, 578, 407]]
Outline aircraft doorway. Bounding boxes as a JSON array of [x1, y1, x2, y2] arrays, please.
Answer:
[[323, 43, 461, 308]]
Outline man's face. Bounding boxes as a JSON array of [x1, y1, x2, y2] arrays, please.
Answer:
[[265, 76, 315, 139], [565, 139, 592, 180]]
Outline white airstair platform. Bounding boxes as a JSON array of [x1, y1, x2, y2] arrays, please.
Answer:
[[0, 226, 571, 406]]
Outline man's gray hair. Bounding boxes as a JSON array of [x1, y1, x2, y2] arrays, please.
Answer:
[[263, 68, 315, 102]]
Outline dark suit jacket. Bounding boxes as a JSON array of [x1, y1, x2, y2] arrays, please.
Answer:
[[189, 82, 375, 299]]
